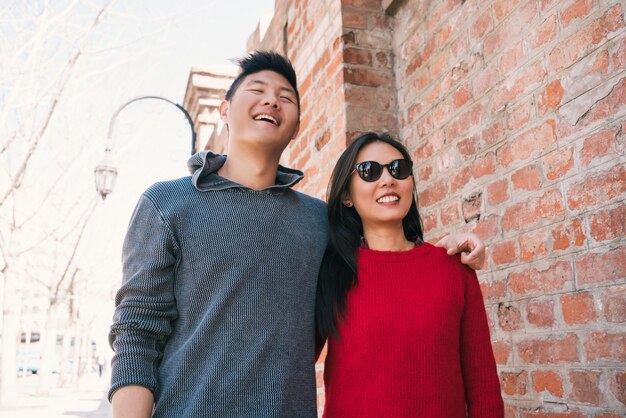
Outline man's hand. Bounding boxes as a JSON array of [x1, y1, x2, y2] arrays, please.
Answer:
[[112, 385, 154, 418], [435, 233, 486, 270]]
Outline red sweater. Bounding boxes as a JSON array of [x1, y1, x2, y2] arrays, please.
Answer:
[[323, 243, 504, 418]]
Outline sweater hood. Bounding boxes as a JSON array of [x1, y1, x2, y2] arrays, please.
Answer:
[[187, 151, 304, 192]]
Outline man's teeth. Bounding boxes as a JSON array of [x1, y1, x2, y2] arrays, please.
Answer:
[[377, 195, 399, 203], [254, 114, 277, 125]]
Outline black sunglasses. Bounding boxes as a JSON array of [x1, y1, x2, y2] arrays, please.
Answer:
[[352, 159, 413, 182]]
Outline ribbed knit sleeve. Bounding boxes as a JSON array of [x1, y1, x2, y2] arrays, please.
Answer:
[[108, 194, 180, 400], [460, 267, 504, 417]]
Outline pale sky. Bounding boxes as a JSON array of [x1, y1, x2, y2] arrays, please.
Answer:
[[1, 0, 275, 354]]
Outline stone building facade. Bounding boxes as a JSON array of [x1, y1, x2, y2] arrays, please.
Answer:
[[186, 0, 626, 416]]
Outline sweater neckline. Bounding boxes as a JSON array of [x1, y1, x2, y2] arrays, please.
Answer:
[[358, 242, 433, 261]]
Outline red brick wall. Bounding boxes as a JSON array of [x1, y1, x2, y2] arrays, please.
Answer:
[[389, 0, 625, 416], [251, 0, 626, 416]]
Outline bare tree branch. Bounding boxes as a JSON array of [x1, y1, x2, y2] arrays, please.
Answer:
[[50, 198, 97, 306], [0, 1, 114, 208]]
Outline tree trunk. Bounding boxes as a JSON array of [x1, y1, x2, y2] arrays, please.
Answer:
[[0, 267, 19, 406]]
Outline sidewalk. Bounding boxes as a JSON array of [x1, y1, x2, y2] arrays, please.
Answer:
[[0, 372, 111, 418]]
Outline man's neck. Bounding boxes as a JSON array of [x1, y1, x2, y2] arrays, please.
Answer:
[[218, 148, 282, 190]]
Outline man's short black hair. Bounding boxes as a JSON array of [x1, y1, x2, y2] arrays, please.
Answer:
[[225, 50, 300, 115]]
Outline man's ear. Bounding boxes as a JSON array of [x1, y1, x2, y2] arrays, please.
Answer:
[[291, 121, 300, 141], [219, 100, 229, 124]]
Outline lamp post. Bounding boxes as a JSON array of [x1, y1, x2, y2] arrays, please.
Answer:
[[94, 96, 196, 199]]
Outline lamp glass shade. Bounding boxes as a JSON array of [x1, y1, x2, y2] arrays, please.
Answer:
[[94, 150, 118, 199]]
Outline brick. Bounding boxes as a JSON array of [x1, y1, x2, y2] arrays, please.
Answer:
[[570, 76, 625, 130], [497, 120, 556, 166], [491, 60, 547, 111], [433, 99, 452, 127], [581, 127, 619, 167], [519, 228, 548, 261], [600, 286, 626, 323], [436, 22, 453, 47], [585, 331, 626, 362], [500, 42, 524, 75], [569, 370, 602, 405], [612, 35, 626, 71], [480, 279, 506, 300], [532, 369, 564, 397], [418, 164, 433, 182], [610, 371, 626, 407], [456, 135, 479, 156], [342, 10, 368, 29], [487, 179, 509, 206], [576, 247, 626, 286], [493, 0, 521, 23], [491, 240, 517, 265], [345, 85, 394, 110], [530, 14, 558, 49], [473, 61, 500, 95], [502, 189, 565, 232], [422, 211, 438, 231], [471, 155, 496, 181], [343, 47, 373, 65], [518, 333, 579, 364], [414, 131, 444, 160], [498, 303, 522, 331], [548, 4, 625, 71], [509, 259, 572, 296], [440, 200, 460, 225], [471, 215, 501, 241], [501, 370, 528, 396], [521, 412, 584, 418], [314, 129, 331, 151], [567, 165, 626, 210], [471, 9, 492, 39], [537, 79, 565, 115], [561, 0, 595, 29], [506, 99, 533, 132], [542, 147, 574, 181], [552, 218, 585, 251], [482, 118, 505, 147], [344, 67, 390, 87], [527, 299, 556, 328], [512, 164, 542, 191], [446, 102, 485, 141], [492, 340, 511, 365], [418, 180, 448, 207], [342, 0, 381, 10], [374, 51, 389, 68], [462, 191, 482, 223], [561, 293, 597, 325], [453, 83, 473, 110]]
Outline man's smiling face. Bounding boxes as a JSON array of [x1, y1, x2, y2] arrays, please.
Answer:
[[220, 70, 300, 155]]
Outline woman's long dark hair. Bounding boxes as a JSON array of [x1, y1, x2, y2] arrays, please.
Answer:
[[316, 132, 424, 339]]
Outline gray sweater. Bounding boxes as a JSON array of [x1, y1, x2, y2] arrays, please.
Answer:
[[109, 152, 328, 417]]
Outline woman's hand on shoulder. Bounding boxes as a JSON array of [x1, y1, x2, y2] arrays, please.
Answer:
[[435, 232, 486, 270]]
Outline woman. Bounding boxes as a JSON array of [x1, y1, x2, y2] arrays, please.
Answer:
[[316, 132, 503, 417]]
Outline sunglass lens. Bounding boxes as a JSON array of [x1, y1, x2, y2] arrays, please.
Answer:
[[392, 160, 412, 179], [357, 161, 382, 182]]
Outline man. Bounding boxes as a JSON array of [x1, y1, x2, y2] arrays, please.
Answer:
[[109, 51, 485, 418]]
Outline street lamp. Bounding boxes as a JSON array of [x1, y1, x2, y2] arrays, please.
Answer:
[[94, 96, 196, 199]]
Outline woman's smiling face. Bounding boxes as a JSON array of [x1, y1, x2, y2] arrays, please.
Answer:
[[344, 141, 415, 230]]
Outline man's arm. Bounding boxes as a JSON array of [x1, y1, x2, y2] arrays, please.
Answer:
[[435, 232, 486, 270], [109, 193, 179, 413], [112, 386, 154, 418]]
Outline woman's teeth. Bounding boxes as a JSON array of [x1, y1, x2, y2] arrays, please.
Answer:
[[377, 195, 399, 203]]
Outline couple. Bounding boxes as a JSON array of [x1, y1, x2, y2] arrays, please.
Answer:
[[109, 51, 503, 417]]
